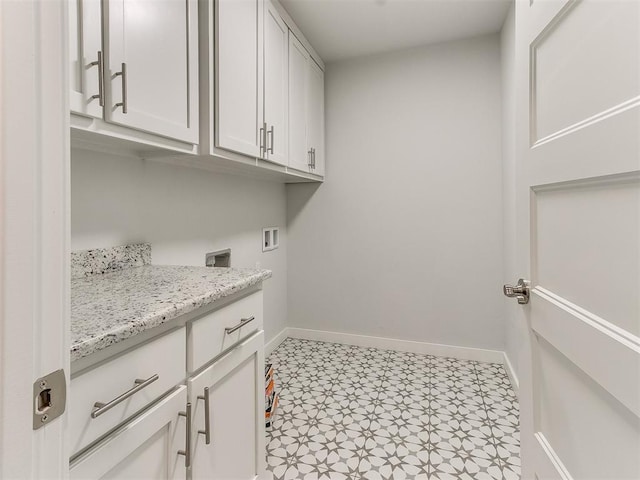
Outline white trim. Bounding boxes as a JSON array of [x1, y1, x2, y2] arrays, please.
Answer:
[[503, 351, 520, 392], [0, 0, 70, 477], [265, 328, 290, 356], [286, 328, 504, 363]]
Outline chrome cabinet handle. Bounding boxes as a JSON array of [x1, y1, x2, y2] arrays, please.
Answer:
[[267, 126, 274, 154], [197, 387, 211, 445], [313, 148, 316, 169], [178, 402, 192, 467], [91, 374, 159, 419], [308, 148, 313, 168], [259, 124, 265, 156], [88, 51, 104, 107], [225, 316, 255, 335], [114, 62, 127, 113]]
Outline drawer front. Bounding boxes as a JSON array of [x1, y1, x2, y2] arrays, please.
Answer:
[[70, 386, 187, 480], [190, 291, 263, 372], [70, 328, 186, 455]]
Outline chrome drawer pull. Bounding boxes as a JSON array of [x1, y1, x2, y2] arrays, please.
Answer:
[[178, 402, 192, 467], [224, 316, 255, 335], [91, 374, 159, 419], [197, 387, 211, 445]]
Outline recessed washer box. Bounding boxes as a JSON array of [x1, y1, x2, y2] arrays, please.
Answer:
[[262, 227, 279, 252]]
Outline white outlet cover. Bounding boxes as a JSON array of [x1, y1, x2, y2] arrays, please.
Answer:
[[262, 227, 279, 252]]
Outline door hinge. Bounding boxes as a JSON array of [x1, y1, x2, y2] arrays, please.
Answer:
[[33, 369, 66, 430]]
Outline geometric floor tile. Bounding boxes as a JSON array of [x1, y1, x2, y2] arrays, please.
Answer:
[[266, 338, 521, 480]]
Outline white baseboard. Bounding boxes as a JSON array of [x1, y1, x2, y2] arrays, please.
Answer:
[[502, 351, 520, 392], [286, 327, 504, 364], [265, 327, 290, 356]]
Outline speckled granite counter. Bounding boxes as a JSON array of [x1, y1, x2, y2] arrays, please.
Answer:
[[71, 264, 272, 362]]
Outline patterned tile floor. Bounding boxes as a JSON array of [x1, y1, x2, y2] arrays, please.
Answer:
[[266, 338, 520, 480]]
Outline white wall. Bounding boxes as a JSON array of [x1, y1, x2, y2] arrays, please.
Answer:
[[71, 150, 288, 343], [287, 35, 505, 351], [501, 4, 526, 382]]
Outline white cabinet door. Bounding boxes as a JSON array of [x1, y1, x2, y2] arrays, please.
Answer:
[[287, 32, 311, 172], [69, 0, 103, 118], [263, 1, 288, 166], [215, 0, 264, 158], [70, 387, 188, 480], [190, 331, 265, 480], [105, 0, 198, 143], [307, 59, 325, 176]]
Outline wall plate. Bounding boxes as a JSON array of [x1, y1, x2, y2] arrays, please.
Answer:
[[263, 227, 279, 252]]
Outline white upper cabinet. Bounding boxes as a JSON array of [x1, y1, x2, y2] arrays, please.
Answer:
[[69, 0, 103, 119], [263, 0, 289, 166], [306, 59, 325, 176], [105, 0, 199, 143], [287, 31, 325, 176], [215, 0, 264, 158], [287, 32, 310, 172]]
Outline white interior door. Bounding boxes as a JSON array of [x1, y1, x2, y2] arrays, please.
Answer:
[[106, 0, 198, 143], [263, 0, 289, 166], [0, 0, 69, 478], [514, 1, 640, 478]]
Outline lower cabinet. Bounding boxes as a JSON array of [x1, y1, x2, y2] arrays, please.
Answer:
[[189, 331, 266, 480], [70, 387, 188, 480]]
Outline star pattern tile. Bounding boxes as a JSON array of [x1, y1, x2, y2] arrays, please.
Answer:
[[266, 338, 520, 479]]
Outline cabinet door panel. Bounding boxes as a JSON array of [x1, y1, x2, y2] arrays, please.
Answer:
[[263, 1, 288, 165], [69, 0, 103, 118], [216, 0, 263, 158], [307, 60, 325, 176], [70, 387, 187, 480], [288, 32, 310, 172], [106, 0, 198, 143], [190, 331, 265, 480]]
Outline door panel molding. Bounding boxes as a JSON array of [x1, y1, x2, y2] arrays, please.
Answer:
[[531, 288, 640, 418], [533, 433, 574, 480]]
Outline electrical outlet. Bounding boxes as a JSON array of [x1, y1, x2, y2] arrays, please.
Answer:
[[262, 227, 279, 252]]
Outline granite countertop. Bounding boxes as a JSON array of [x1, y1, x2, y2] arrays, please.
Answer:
[[70, 245, 271, 361]]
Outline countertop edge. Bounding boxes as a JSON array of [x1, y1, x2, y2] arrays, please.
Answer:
[[71, 269, 272, 362]]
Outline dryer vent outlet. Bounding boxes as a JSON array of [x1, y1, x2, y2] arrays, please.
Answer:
[[206, 249, 231, 267]]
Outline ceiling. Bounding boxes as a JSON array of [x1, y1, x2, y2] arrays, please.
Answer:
[[279, 0, 511, 63]]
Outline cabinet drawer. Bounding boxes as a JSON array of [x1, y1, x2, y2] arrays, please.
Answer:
[[189, 291, 263, 372], [70, 328, 186, 455], [70, 386, 187, 480]]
